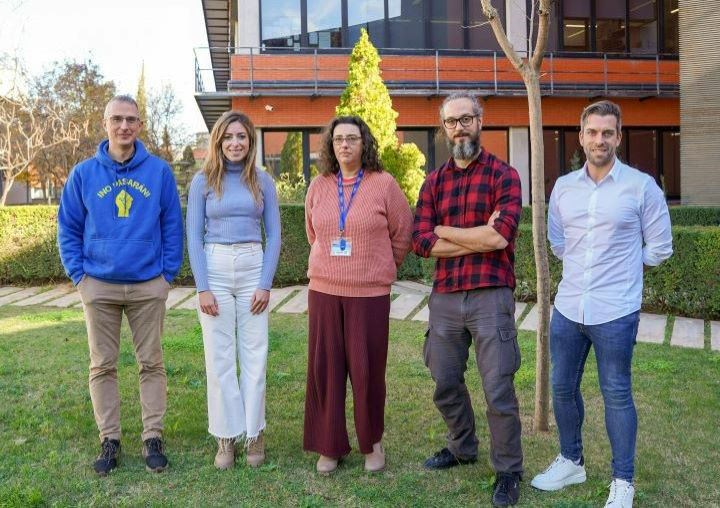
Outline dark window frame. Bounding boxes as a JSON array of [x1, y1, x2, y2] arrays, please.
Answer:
[[549, 0, 678, 55], [259, 0, 507, 50]]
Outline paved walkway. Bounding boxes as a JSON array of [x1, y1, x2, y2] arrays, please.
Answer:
[[1, 283, 717, 351]]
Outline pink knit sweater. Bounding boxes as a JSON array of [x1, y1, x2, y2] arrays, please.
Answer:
[[305, 170, 413, 297]]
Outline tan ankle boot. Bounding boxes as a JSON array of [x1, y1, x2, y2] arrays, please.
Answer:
[[316, 454, 339, 475], [246, 432, 265, 468], [364, 442, 385, 472], [214, 438, 235, 470]]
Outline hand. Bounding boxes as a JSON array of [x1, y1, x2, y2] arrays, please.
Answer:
[[198, 290, 219, 316], [250, 289, 270, 315], [487, 210, 500, 227]]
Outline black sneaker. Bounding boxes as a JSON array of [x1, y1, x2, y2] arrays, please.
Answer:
[[423, 447, 477, 470], [143, 437, 168, 472], [93, 438, 121, 476], [492, 472, 521, 507]]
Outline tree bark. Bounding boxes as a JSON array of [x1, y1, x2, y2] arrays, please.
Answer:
[[480, 0, 552, 431]]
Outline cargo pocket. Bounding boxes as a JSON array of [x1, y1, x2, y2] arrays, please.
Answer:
[[498, 328, 521, 376], [422, 327, 432, 369]]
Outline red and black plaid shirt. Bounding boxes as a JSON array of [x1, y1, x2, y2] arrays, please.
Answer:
[[412, 149, 522, 293]]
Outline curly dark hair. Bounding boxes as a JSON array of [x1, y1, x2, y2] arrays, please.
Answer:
[[318, 116, 383, 174]]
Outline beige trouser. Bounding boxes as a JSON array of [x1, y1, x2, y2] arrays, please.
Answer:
[[78, 275, 170, 442]]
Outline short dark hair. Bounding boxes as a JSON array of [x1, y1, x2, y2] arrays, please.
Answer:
[[580, 100, 622, 130], [318, 116, 383, 174]]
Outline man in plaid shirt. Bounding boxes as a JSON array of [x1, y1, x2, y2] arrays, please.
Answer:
[[412, 92, 523, 507]]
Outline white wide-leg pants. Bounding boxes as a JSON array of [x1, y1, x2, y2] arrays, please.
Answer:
[[198, 243, 268, 440]]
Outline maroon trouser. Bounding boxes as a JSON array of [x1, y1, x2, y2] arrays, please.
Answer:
[[303, 290, 390, 456]]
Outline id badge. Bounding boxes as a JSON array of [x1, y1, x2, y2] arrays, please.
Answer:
[[331, 237, 352, 256]]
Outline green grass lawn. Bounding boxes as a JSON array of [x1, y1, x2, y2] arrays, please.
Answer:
[[1, 306, 718, 507]]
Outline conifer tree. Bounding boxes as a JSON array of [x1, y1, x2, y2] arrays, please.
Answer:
[[136, 62, 148, 122], [279, 131, 303, 184], [336, 29, 425, 203]]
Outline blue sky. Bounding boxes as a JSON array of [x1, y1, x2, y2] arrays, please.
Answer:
[[0, 0, 211, 133]]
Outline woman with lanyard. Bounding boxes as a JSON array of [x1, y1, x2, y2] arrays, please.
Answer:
[[303, 116, 413, 474], [186, 111, 281, 469]]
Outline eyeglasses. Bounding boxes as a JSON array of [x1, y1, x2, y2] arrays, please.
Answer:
[[332, 135, 361, 146], [443, 115, 477, 129], [108, 115, 141, 126]]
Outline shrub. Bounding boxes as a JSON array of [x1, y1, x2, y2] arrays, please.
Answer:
[[0, 206, 718, 319]]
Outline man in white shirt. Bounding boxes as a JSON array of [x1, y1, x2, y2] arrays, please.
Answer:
[[530, 100, 672, 508]]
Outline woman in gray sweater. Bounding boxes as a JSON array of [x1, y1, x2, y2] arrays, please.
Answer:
[[186, 111, 281, 470]]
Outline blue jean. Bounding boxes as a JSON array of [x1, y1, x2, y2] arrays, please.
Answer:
[[550, 308, 640, 481]]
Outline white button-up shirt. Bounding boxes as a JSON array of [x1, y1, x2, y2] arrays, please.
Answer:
[[548, 158, 673, 325]]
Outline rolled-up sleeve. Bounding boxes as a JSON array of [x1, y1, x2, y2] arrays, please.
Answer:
[[641, 179, 673, 266], [490, 166, 522, 243], [411, 176, 439, 258]]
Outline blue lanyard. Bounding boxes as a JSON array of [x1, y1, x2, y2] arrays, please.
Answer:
[[337, 169, 364, 248]]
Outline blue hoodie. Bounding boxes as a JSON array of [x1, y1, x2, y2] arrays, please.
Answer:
[[58, 139, 184, 285]]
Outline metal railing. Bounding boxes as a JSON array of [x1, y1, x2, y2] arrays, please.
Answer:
[[194, 46, 679, 97]]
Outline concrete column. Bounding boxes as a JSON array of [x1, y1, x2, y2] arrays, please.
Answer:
[[506, 0, 528, 57], [509, 127, 530, 206], [236, 0, 260, 51]]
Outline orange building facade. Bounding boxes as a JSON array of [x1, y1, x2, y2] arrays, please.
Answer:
[[197, 0, 681, 204]]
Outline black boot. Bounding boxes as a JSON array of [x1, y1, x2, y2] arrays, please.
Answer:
[[93, 438, 121, 476], [143, 437, 168, 472]]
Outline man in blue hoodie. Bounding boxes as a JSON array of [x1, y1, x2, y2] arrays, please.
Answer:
[[58, 95, 184, 476]]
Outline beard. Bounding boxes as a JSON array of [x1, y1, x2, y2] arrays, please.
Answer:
[[446, 131, 480, 161], [583, 144, 616, 168]]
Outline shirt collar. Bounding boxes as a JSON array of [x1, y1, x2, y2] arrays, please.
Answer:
[[578, 157, 623, 183]]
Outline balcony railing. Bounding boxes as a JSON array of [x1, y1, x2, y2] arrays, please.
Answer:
[[194, 46, 679, 98]]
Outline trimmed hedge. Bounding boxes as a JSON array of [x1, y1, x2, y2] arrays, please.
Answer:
[[518, 205, 720, 226], [1, 206, 718, 319]]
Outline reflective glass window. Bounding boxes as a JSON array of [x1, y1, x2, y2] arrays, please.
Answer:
[[543, 129, 561, 199], [388, 0, 426, 48], [596, 0, 626, 52], [307, 0, 342, 48], [430, 0, 464, 50], [261, 0, 302, 48], [348, 0, 386, 47], [468, 0, 503, 50], [663, 0, 679, 53], [563, 0, 590, 51], [397, 130, 430, 172], [629, 0, 657, 53], [628, 129, 659, 182], [662, 131, 680, 198]]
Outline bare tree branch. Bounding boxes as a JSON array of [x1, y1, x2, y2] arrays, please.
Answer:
[[530, 0, 553, 70], [479, 0, 527, 74]]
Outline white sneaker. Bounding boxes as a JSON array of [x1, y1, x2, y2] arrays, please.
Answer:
[[604, 478, 635, 507], [530, 454, 587, 491]]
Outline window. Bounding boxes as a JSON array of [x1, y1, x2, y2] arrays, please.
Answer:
[[397, 130, 431, 172], [387, 0, 426, 48], [563, 0, 590, 51], [348, 0, 386, 47], [662, 131, 680, 199], [468, 0, 503, 51], [430, 0, 464, 50], [307, 0, 342, 48], [543, 130, 561, 199], [627, 129, 658, 181], [629, 0, 657, 54], [261, 0, 301, 48], [595, 0, 626, 53], [663, 0, 679, 53]]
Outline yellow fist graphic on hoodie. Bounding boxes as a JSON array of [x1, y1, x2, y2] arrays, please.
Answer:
[[115, 190, 133, 218]]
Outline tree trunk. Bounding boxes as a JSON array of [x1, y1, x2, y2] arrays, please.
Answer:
[[0, 174, 14, 206], [526, 74, 551, 432]]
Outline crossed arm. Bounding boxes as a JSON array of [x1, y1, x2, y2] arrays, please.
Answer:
[[431, 211, 507, 257]]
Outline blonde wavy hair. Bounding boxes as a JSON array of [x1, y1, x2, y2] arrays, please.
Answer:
[[203, 110, 262, 206]]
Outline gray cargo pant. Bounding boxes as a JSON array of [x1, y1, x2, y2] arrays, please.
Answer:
[[424, 286, 523, 473]]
